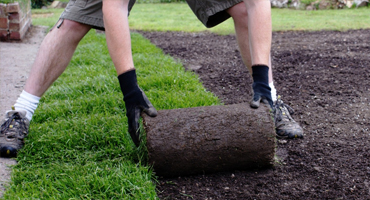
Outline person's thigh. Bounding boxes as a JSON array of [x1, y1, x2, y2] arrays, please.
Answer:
[[60, 0, 136, 30], [186, 0, 243, 28]]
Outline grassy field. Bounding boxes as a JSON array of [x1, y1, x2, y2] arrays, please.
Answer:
[[4, 3, 369, 199], [128, 3, 370, 33]]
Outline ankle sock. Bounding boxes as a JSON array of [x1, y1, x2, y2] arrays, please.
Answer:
[[269, 82, 277, 102], [13, 90, 41, 121]]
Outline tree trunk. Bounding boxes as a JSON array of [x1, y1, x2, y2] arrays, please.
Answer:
[[142, 103, 276, 177]]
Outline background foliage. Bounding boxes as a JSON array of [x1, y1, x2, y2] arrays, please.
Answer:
[[0, 0, 14, 3], [31, 0, 53, 8]]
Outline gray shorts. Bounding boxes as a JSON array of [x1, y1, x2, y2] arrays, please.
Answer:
[[186, 0, 243, 28], [59, 0, 136, 30]]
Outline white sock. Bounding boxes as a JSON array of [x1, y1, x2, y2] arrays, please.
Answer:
[[13, 90, 41, 121], [269, 82, 277, 102]]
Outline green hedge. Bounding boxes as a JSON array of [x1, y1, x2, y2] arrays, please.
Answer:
[[0, 0, 52, 8], [31, 0, 52, 8]]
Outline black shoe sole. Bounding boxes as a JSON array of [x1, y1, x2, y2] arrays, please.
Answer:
[[0, 146, 18, 158]]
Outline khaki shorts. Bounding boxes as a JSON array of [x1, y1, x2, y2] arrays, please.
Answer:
[[59, 0, 136, 30], [186, 0, 243, 28]]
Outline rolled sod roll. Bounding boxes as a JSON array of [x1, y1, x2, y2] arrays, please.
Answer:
[[142, 103, 276, 177]]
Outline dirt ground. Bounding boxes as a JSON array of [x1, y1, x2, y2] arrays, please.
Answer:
[[1, 26, 370, 199], [140, 29, 370, 199]]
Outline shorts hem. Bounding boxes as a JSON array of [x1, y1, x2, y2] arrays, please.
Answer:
[[199, 0, 243, 28], [60, 13, 104, 30]]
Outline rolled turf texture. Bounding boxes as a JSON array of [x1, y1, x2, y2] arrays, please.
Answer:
[[142, 103, 276, 177]]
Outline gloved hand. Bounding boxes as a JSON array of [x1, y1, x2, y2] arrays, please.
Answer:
[[118, 69, 157, 146], [250, 65, 273, 109]]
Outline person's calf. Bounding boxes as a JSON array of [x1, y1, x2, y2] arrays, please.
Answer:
[[24, 20, 91, 97]]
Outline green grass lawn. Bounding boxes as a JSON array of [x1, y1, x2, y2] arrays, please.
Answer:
[[3, 3, 369, 199], [128, 3, 370, 34]]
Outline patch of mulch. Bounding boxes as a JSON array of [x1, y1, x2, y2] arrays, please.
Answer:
[[139, 29, 370, 199]]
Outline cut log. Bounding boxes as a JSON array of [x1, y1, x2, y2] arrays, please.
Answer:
[[142, 103, 276, 177]]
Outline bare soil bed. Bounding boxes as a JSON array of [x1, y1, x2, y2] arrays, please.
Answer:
[[140, 29, 370, 199]]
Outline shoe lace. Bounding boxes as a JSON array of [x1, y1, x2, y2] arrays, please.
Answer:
[[0, 113, 28, 136], [273, 98, 295, 122]]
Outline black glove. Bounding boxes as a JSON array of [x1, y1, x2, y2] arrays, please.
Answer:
[[250, 65, 273, 108], [118, 69, 157, 146]]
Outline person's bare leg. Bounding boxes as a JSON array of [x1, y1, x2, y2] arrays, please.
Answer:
[[24, 20, 91, 97], [227, 2, 273, 84], [228, 2, 303, 138], [243, 0, 271, 67], [243, 0, 273, 105], [0, 20, 92, 157], [102, 0, 134, 75], [227, 2, 275, 107]]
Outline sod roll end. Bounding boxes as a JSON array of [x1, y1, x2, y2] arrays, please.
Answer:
[[142, 103, 276, 177]]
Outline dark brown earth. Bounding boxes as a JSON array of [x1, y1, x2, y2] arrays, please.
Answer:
[[139, 29, 370, 199]]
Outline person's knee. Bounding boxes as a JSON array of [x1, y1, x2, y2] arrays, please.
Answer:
[[227, 2, 248, 19], [52, 19, 91, 35], [50, 19, 91, 42]]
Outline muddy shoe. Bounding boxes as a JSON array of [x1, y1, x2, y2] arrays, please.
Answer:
[[0, 110, 29, 158], [273, 98, 303, 139]]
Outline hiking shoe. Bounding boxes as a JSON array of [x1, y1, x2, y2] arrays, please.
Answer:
[[0, 110, 29, 158], [273, 98, 303, 139]]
